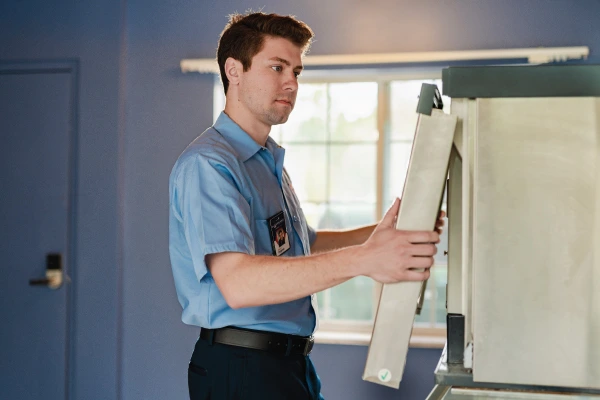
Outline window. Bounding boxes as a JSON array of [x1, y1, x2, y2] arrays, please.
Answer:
[[213, 69, 450, 346]]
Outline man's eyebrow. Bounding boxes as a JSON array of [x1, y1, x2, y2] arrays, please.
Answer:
[[269, 57, 303, 70]]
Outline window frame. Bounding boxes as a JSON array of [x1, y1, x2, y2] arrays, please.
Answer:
[[213, 67, 449, 348], [298, 68, 447, 348]]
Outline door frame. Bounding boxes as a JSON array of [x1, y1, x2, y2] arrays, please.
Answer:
[[0, 59, 79, 400]]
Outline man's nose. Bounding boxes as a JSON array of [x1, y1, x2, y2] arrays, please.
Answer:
[[283, 72, 298, 91]]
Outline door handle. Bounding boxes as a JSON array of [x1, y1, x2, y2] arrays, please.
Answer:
[[29, 253, 63, 289]]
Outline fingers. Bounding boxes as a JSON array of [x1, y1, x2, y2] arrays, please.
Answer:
[[408, 244, 437, 257], [435, 210, 446, 234], [407, 256, 435, 269], [397, 230, 440, 244], [379, 198, 400, 229], [363, 222, 440, 284], [372, 265, 433, 284], [381, 200, 445, 235], [403, 269, 431, 282], [435, 219, 444, 235]]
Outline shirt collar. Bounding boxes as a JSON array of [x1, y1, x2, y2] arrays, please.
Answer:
[[212, 112, 285, 165], [212, 112, 262, 162], [265, 136, 286, 183]]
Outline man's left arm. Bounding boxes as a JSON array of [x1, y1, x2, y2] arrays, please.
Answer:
[[310, 225, 376, 254], [310, 210, 446, 254]]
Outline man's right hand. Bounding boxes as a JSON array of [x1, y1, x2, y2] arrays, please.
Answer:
[[358, 198, 439, 283]]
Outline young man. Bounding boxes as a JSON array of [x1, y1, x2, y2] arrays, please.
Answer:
[[169, 12, 442, 400]]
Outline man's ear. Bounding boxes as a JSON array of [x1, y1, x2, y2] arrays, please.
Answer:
[[224, 57, 243, 87]]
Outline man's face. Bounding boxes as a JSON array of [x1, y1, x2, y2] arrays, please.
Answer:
[[238, 36, 303, 127]]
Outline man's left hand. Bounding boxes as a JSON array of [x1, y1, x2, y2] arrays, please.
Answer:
[[435, 210, 446, 235]]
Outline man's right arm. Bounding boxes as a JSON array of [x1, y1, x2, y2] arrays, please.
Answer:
[[207, 198, 439, 309]]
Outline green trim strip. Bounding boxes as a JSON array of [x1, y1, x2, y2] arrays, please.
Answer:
[[442, 64, 600, 98]]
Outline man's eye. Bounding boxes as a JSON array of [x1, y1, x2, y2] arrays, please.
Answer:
[[294, 71, 301, 78], [272, 66, 282, 72]]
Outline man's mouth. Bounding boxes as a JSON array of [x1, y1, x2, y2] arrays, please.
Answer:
[[275, 99, 293, 107]]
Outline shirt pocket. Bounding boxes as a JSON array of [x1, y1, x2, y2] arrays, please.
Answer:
[[253, 219, 273, 256]]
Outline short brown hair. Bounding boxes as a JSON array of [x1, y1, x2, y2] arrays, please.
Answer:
[[216, 12, 314, 94]]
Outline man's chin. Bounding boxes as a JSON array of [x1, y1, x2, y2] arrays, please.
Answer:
[[266, 113, 291, 126]]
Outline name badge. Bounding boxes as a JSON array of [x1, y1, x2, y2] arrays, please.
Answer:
[[267, 211, 290, 256]]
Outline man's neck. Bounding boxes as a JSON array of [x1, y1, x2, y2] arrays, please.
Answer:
[[223, 102, 270, 147]]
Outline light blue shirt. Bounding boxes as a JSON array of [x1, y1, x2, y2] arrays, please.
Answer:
[[169, 112, 318, 336]]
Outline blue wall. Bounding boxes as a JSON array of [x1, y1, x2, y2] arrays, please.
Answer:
[[311, 344, 442, 400], [2, 0, 600, 399], [1, 1, 125, 399]]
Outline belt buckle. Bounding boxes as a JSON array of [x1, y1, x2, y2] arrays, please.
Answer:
[[304, 336, 314, 355]]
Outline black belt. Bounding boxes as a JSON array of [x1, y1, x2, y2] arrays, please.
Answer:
[[200, 327, 314, 356]]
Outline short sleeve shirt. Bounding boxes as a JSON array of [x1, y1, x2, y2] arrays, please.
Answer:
[[169, 112, 318, 336]]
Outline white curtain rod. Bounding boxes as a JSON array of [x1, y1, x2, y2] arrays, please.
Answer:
[[180, 46, 589, 73]]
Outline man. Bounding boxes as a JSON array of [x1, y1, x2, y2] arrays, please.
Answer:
[[169, 12, 442, 400]]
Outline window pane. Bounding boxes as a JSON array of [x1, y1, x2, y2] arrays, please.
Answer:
[[390, 80, 423, 141], [284, 144, 327, 203], [213, 79, 225, 123], [434, 265, 447, 325], [414, 286, 433, 325], [299, 202, 324, 230], [329, 82, 378, 142], [316, 202, 376, 230], [329, 276, 374, 320], [316, 291, 327, 318], [414, 263, 448, 326], [330, 144, 376, 203], [214, 72, 452, 329], [281, 83, 327, 143], [390, 79, 449, 141], [386, 142, 412, 201], [271, 125, 283, 143], [269, 76, 451, 330]]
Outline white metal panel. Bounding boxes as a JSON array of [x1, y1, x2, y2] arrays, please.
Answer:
[[447, 99, 467, 316], [364, 109, 457, 388], [428, 386, 600, 400], [463, 99, 477, 350], [471, 97, 600, 389], [447, 146, 463, 314], [447, 98, 478, 349]]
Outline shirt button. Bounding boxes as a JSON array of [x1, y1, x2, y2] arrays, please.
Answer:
[[293, 215, 299, 222]]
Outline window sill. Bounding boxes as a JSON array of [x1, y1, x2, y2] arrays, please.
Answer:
[[313, 329, 446, 349]]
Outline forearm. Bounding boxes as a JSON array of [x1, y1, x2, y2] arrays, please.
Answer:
[[208, 198, 440, 310], [207, 247, 365, 309], [311, 224, 376, 254]]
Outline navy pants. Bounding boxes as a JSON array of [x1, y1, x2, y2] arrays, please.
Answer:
[[188, 335, 324, 400]]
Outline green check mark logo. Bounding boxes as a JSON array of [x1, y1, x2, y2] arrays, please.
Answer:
[[378, 368, 391, 382]]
